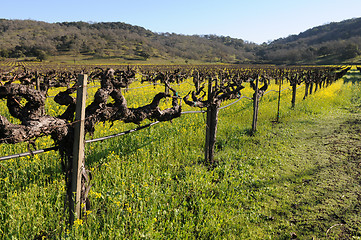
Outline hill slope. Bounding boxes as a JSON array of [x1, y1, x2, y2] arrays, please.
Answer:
[[1, 18, 361, 64], [259, 18, 361, 64], [0, 19, 257, 64]]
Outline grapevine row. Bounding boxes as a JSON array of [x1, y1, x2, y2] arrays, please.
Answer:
[[0, 63, 350, 224]]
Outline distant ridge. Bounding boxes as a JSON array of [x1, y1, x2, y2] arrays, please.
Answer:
[[261, 17, 361, 64], [0, 19, 256, 64], [273, 18, 361, 45], [0, 18, 361, 64]]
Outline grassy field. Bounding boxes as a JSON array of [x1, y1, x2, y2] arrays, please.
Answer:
[[0, 66, 360, 239], [14, 54, 207, 65]]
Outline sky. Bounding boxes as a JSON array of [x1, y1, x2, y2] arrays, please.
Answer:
[[2, 0, 361, 44]]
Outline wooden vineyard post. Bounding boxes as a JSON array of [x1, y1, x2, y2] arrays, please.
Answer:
[[251, 77, 259, 135], [205, 78, 219, 165], [69, 74, 87, 225], [164, 82, 170, 95], [291, 84, 297, 108], [276, 78, 282, 122], [35, 72, 41, 91]]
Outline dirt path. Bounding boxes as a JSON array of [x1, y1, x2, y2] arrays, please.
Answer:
[[280, 99, 361, 239]]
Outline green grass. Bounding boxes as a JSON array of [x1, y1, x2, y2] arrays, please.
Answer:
[[1, 69, 361, 239], [43, 53, 210, 65]]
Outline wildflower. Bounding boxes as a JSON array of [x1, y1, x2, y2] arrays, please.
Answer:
[[74, 218, 83, 228], [89, 190, 102, 198], [127, 206, 132, 213]]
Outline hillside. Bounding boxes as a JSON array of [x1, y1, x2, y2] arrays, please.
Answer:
[[260, 18, 361, 64], [273, 18, 361, 45], [1, 18, 361, 64], [0, 19, 257, 64]]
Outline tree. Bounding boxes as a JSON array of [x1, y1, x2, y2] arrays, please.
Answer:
[[340, 43, 359, 60], [34, 49, 47, 61]]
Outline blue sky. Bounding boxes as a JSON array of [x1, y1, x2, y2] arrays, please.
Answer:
[[2, 0, 361, 44]]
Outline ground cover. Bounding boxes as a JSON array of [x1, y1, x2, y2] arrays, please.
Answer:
[[0, 66, 360, 239]]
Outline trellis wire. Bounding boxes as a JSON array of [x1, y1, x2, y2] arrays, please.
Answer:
[[219, 96, 253, 110], [0, 146, 58, 161], [0, 121, 161, 161], [85, 121, 160, 143], [0, 82, 306, 161]]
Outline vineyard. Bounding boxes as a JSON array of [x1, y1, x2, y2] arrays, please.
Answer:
[[0, 61, 360, 239]]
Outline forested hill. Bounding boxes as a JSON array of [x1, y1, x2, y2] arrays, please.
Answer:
[[259, 18, 361, 64], [0, 19, 257, 63], [1, 18, 361, 64], [274, 18, 361, 45]]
